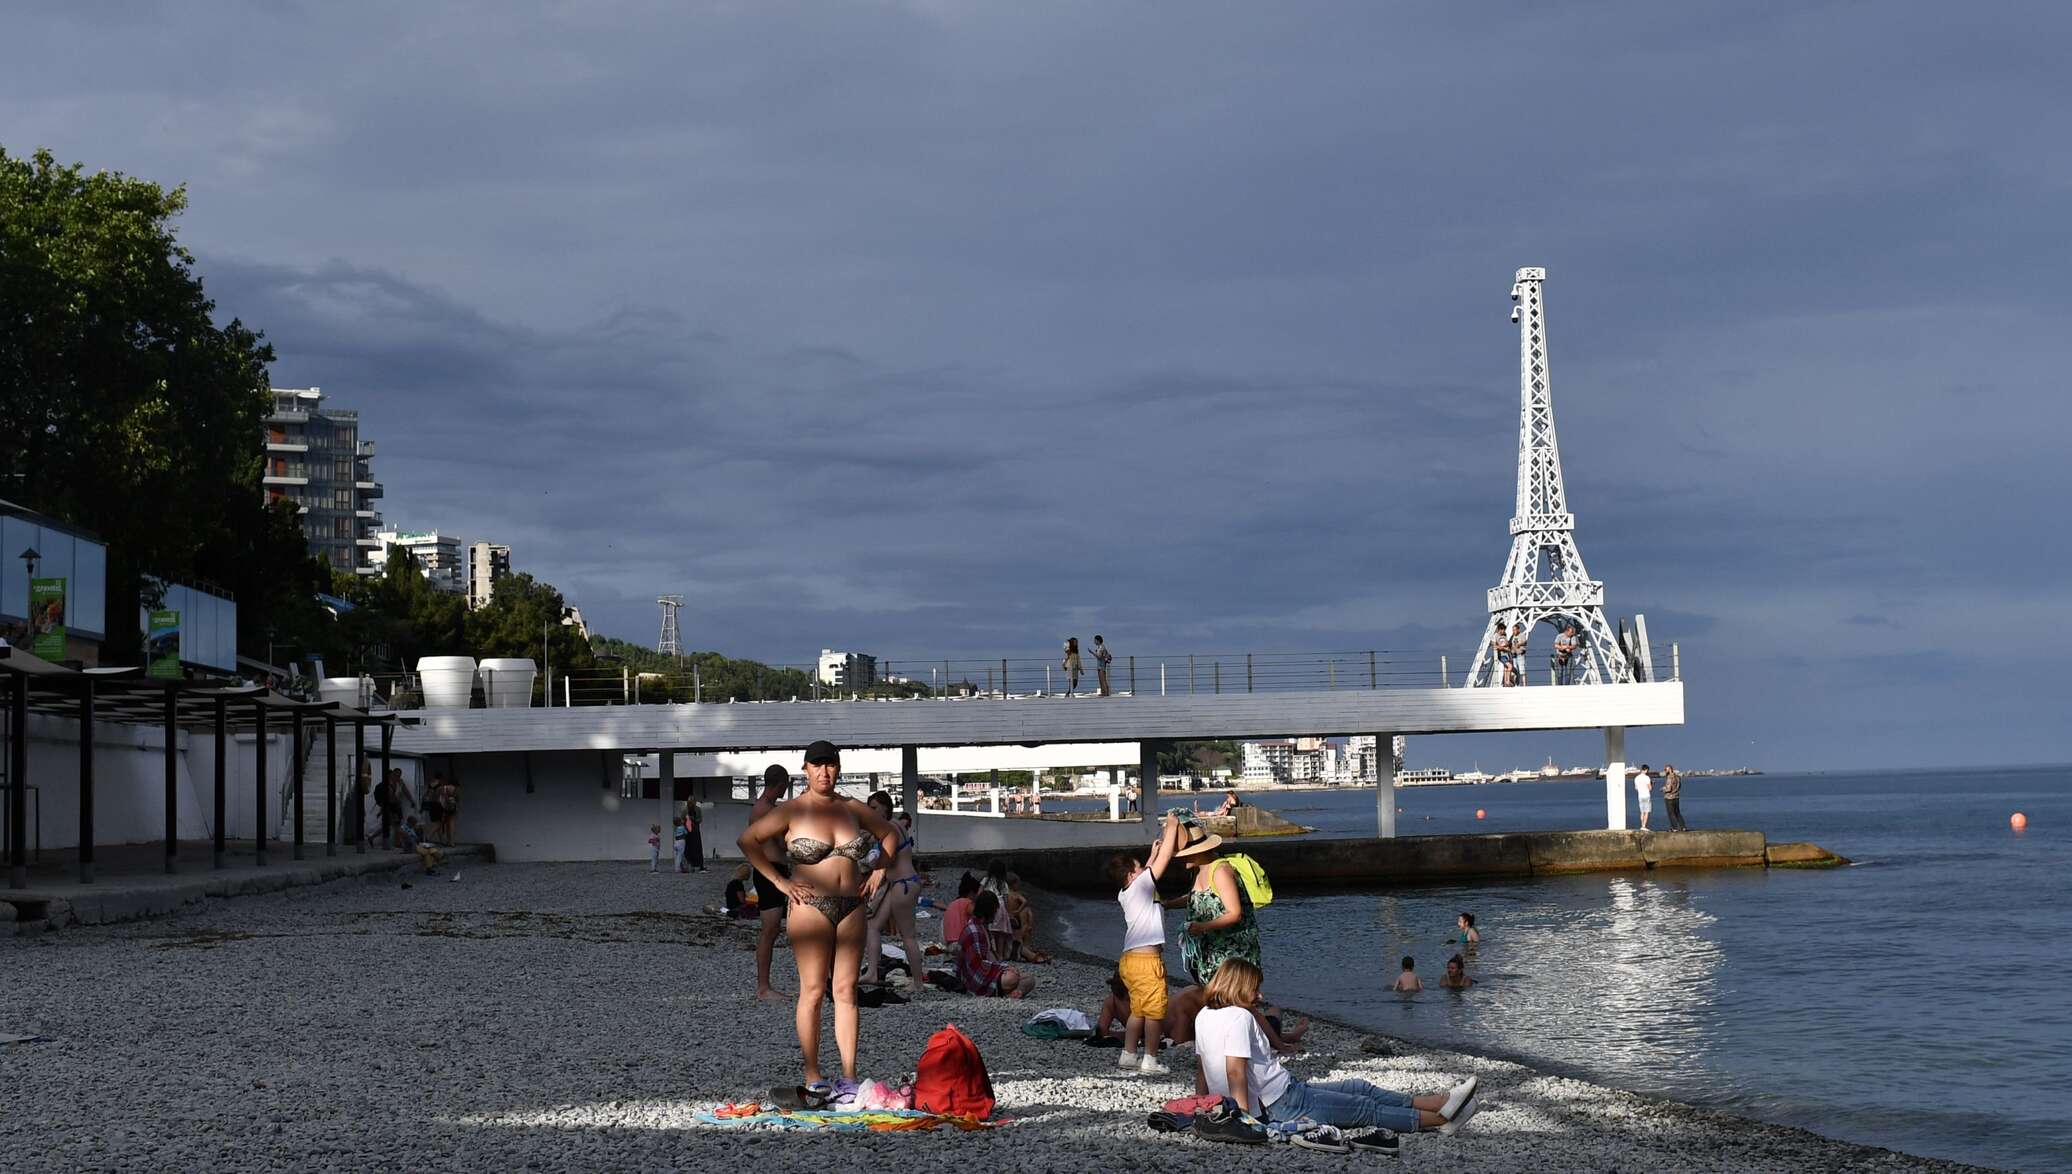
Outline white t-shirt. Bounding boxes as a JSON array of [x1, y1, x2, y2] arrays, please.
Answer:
[[1119, 869, 1165, 953], [1634, 771, 1653, 797], [1193, 1005, 1290, 1109]]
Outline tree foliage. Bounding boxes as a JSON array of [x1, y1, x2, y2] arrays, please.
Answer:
[[0, 145, 302, 658]]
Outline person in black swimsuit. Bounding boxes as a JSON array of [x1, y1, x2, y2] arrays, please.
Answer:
[[738, 740, 900, 1089]]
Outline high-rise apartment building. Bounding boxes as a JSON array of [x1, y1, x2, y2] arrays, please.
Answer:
[[370, 530, 466, 594], [817, 648, 878, 687], [468, 541, 511, 609], [263, 387, 384, 574]]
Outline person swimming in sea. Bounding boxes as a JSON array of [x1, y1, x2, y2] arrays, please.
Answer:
[[1456, 911, 1479, 947], [1439, 953, 1475, 989], [1392, 956, 1423, 992]]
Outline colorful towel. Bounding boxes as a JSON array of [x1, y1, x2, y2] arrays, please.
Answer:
[[695, 1108, 992, 1132]]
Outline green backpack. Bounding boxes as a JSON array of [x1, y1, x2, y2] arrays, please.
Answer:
[[1213, 854, 1274, 908]]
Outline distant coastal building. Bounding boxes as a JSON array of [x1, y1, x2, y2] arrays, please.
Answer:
[[818, 648, 877, 688], [370, 530, 466, 594], [468, 541, 512, 609], [1241, 739, 1294, 783], [263, 387, 384, 575]]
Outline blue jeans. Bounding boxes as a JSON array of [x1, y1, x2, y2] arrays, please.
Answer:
[[1266, 1078, 1421, 1132]]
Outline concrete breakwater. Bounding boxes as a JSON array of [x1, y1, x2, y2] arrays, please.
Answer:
[[924, 827, 1847, 894]]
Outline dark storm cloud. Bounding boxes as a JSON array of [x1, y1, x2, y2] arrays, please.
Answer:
[[6, 1, 2067, 767]]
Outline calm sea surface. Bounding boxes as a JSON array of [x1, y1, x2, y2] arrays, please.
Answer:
[[1046, 767, 2071, 1171]]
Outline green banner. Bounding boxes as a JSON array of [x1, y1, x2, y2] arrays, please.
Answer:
[[147, 608, 182, 679], [29, 577, 65, 659]]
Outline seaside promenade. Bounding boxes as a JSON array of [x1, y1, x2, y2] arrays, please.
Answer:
[[0, 861, 1985, 1172]]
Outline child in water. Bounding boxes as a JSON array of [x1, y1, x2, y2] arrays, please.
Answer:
[[1392, 956, 1423, 992], [1456, 912, 1479, 947]]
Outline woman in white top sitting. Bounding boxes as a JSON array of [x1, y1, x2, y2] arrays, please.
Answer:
[[1192, 959, 1481, 1135]]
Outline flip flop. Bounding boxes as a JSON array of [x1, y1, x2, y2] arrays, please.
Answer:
[[768, 1083, 831, 1110]]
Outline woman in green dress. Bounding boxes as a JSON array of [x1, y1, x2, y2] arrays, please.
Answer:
[[1170, 820, 1260, 985]]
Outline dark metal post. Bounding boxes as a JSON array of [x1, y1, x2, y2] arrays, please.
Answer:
[[9, 676, 28, 889], [1214, 661, 1220, 695], [78, 677, 95, 883], [1369, 650, 1377, 689], [291, 710, 306, 860], [1129, 656, 1135, 695], [164, 687, 179, 873], [379, 722, 393, 848], [253, 699, 268, 866], [1247, 653, 1253, 693], [353, 719, 367, 855], [1188, 655, 1196, 695], [324, 716, 337, 856], [1001, 658, 1008, 697], [212, 697, 226, 869]]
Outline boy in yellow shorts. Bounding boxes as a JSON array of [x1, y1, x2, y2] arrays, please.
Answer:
[[1105, 811, 1183, 1075]]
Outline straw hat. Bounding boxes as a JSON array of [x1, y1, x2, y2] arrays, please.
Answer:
[[1174, 820, 1224, 858]]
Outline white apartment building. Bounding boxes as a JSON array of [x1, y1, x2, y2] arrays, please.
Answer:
[[468, 541, 512, 609], [1241, 739, 1294, 783], [370, 530, 466, 594], [818, 648, 878, 688]]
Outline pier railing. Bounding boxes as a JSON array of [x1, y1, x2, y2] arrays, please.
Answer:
[[351, 644, 1680, 709]]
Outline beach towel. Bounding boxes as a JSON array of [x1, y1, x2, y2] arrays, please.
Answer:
[[696, 1108, 990, 1132]]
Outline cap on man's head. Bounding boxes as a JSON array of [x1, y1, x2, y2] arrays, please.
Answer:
[[804, 739, 841, 765]]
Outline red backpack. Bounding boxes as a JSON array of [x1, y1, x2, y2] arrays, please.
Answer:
[[912, 1024, 995, 1119]]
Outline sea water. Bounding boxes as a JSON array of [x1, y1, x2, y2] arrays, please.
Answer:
[[1048, 767, 2071, 1171]]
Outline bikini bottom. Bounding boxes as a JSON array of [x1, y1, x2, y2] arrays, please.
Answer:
[[797, 894, 865, 924]]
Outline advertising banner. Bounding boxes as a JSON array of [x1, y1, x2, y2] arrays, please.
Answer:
[[29, 577, 65, 659], [148, 608, 182, 679]]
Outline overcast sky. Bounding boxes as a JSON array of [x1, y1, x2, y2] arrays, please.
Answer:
[[7, 2, 2066, 769]]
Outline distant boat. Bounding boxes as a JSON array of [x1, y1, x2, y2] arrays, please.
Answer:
[[1453, 770, 1492, 785]]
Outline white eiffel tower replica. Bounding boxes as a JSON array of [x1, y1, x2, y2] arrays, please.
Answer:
[[1463, 267, 1629, 687]]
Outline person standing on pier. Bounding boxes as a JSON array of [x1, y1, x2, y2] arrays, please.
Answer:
[[1633, 763, 1654, 832], [1093, 635, 1114, 696], [1660, 763, 1688, 831], [1062, 636, 1084, 696]]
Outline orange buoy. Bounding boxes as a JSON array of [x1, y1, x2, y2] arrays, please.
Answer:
[[2011, 812, 2028, 830], [1475, 808, 1486, 820]]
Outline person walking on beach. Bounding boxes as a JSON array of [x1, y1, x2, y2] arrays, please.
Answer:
[[1107, 811, 1183, 1075], [738, 740, 901, 1091], [1633, 763, 1654, 832], [1062, 637, 1083, 696], [647, 824, 662, 872], [1093, 634, 1114, 696], [861, 794, 927, 993], [1171, 820, 1262, 985], [1661, 763, 1688, 831], [1392, 957, 1423, 992], [749, 765, 794, 1003], [1194, 960, 1480, 1136]]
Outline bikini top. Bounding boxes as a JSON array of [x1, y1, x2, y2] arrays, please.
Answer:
[[786, 828, 876, 866]]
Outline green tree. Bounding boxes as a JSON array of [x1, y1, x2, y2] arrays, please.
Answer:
[[1, 146, 293, 660], [468, 573, 591, 699]]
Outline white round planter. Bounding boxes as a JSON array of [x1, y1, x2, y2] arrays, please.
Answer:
[[478, 658, 538, 708], [416, 655, 479, 709], [317, 676, 366, 709]]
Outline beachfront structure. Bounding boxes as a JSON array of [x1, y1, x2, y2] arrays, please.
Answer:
[[468, 542, 512, 609], [263, 387, 384, 575], [817, 649, 876, 688], [1464, 268, 1629, 688], [1241, 739, 1294, 783], [370, 531, 465, 594], [1, 499, 110, 665]]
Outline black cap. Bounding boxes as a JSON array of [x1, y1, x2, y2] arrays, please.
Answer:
[[804, 739, 841, 765]]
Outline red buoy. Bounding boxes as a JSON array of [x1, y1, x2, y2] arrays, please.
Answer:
[[1475, 808, 1486, 820], [2011, 812, 2028, 830]]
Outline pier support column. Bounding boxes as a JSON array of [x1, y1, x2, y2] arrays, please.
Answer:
[[1140, 740, 1163, 830], [1603, 726, 1628, 831], [659, 750, 675, 839], [900, 746, 919, 818], [1375, 733, 1398, 839]]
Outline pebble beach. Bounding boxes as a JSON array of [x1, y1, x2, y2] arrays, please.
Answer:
[[0, 861, 1990, 1172]]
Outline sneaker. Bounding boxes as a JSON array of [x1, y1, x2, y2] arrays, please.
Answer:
[[1343, 1129, 1402, 1156], [1193, 1105, 1267, 1145], [1146, 1110, 1189, 1133], [1437, 1090, 1480, 1136], [1441, 1074, 1478, 1120], [1136, 1055, 1170, 1076], [1116, 1049, 1140, 1070]]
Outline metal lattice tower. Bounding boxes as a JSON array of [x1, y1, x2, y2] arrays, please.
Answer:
[[1463, 267, 1628, 687], [656, 596, 684, 662]]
